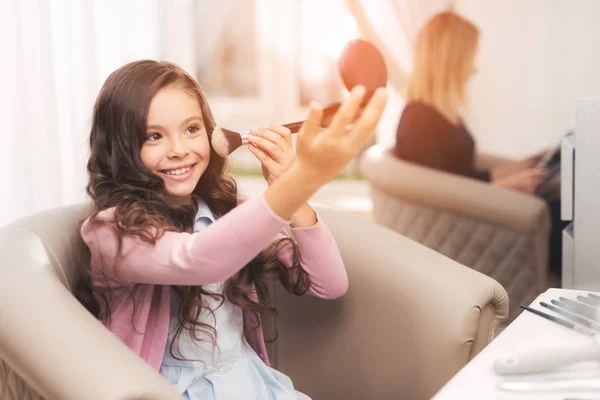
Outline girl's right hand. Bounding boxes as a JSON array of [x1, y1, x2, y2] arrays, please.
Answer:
[[295, 86, 388, 185], [492, 168, 550, 194], [263, 86, 387, 220]]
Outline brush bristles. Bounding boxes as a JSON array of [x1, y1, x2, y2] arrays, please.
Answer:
[[211, 127, 243, 157]]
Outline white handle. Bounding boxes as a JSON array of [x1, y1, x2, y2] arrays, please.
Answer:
[[493, 340, 599, 375], [499, 378, 600, 392]]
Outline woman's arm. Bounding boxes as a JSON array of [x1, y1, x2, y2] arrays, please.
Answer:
[[490, 148, 549, 180]]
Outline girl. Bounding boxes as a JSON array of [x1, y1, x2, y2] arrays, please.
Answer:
[[78, 60, 387, 399]]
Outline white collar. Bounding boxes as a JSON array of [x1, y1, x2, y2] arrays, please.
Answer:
[[194, 197, 215, 223]]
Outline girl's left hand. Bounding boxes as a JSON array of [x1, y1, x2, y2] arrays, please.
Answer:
[[247, 125, 295, 185]]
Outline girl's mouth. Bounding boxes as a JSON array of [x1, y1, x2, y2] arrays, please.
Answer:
[[158, 163, 197, 181]]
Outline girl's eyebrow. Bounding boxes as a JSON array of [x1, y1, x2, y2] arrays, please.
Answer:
[[147, 116, 203, 131]]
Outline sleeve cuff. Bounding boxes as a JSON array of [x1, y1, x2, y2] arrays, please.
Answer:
[[290, 209, 321, 232], [258, 195, 293, 225]]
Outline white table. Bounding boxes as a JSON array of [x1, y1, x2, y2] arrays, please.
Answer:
[[433, 288, 600, 399]]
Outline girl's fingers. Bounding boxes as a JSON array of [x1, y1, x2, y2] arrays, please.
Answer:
[[265, 124, 293, 147], [248, 129, 285, 161], [248, 144, 278, 170], [298, 102, 324, 143], [327, 86, 366, 135], [346, 88, 388, 147]]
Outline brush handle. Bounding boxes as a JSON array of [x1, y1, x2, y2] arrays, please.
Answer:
[[281, 103, 342, 133], [282, 121, 305, 133], [234, 102, 343, 148], [238, 123, 304, 141], [558, 297, 600, 321], [578, 295, 600, 308], [541, 301, 600, 330]]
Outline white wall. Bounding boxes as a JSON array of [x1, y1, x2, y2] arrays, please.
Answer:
[[457, 0, 600, 158]]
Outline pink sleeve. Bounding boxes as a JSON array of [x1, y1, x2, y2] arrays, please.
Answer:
[[81, 196, 290, 286], [276, 213, 348, 299]]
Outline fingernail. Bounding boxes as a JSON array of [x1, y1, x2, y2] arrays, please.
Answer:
[[309, 101, 323, 111], [250, 127, 259, 134], [264, 124, 270, 129], [353, 85, 366, 95], [375, 88, 388, 99]]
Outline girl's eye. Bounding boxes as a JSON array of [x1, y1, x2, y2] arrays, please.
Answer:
[[186, 125, 201, 135], [146, 133, 162, 142]]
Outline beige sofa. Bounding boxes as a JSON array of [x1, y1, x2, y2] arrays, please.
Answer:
[[0, 202, 508, 400], [360, 144, 552, 320]]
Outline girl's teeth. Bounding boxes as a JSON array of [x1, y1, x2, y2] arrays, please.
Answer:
[[165, 166, 192, 175]]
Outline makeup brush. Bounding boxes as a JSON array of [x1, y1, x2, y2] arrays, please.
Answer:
[[211, 103, 340, 157], [211, 38, 388, 157]]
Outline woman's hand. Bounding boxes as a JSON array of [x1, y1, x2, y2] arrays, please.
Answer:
[[492, 168, 550, 194], [491, 148, 551, 180], [522, 148, 551, 168], [247, 125, 295, 186]]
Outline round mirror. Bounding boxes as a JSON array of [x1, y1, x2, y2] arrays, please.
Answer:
[[338, 39, 388, 103]]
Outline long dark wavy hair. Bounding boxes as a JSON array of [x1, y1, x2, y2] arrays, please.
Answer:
[[76, 60, 310, 358]]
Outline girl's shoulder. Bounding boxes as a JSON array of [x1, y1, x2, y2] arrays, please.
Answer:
[[80, 207, 128, 242], [398, 101, 452, 138], [79, 208, 114, 262], [80, 207, 116, 245], [81, 207, 117, 228]]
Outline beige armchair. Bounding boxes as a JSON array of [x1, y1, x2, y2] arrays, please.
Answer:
[[0, 201, 508, 400], [360, 144, 552, 321]]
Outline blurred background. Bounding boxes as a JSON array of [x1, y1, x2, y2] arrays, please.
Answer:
[[2, 0, 600, 226]]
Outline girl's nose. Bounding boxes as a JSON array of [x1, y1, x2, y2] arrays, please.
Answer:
[[167, 139, 189, 159]]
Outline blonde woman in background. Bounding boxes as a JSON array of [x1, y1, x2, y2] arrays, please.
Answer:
[[393, 11, 565, 276]]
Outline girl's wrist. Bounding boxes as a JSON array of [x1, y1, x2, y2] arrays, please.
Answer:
[[263, 164, 321, 220], [290, 203, 317, 228], [286, 162, 324, 192]]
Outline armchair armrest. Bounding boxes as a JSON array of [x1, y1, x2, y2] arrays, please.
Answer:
[[0, 228, 183, 400], [360, 145, 549, 234]]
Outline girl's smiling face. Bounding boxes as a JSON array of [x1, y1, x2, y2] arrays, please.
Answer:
[[141, 85, 211, 201]]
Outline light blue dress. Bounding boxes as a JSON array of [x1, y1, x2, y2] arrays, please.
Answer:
[[159, 199, 311, 400]]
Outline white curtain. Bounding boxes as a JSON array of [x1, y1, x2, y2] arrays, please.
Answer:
[[344, 0, 452, 145], [0, 0, 161, 227], [345, 0, 453, 92]]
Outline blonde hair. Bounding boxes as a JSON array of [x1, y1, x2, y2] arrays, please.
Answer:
[[406, 11, 479, 124]]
